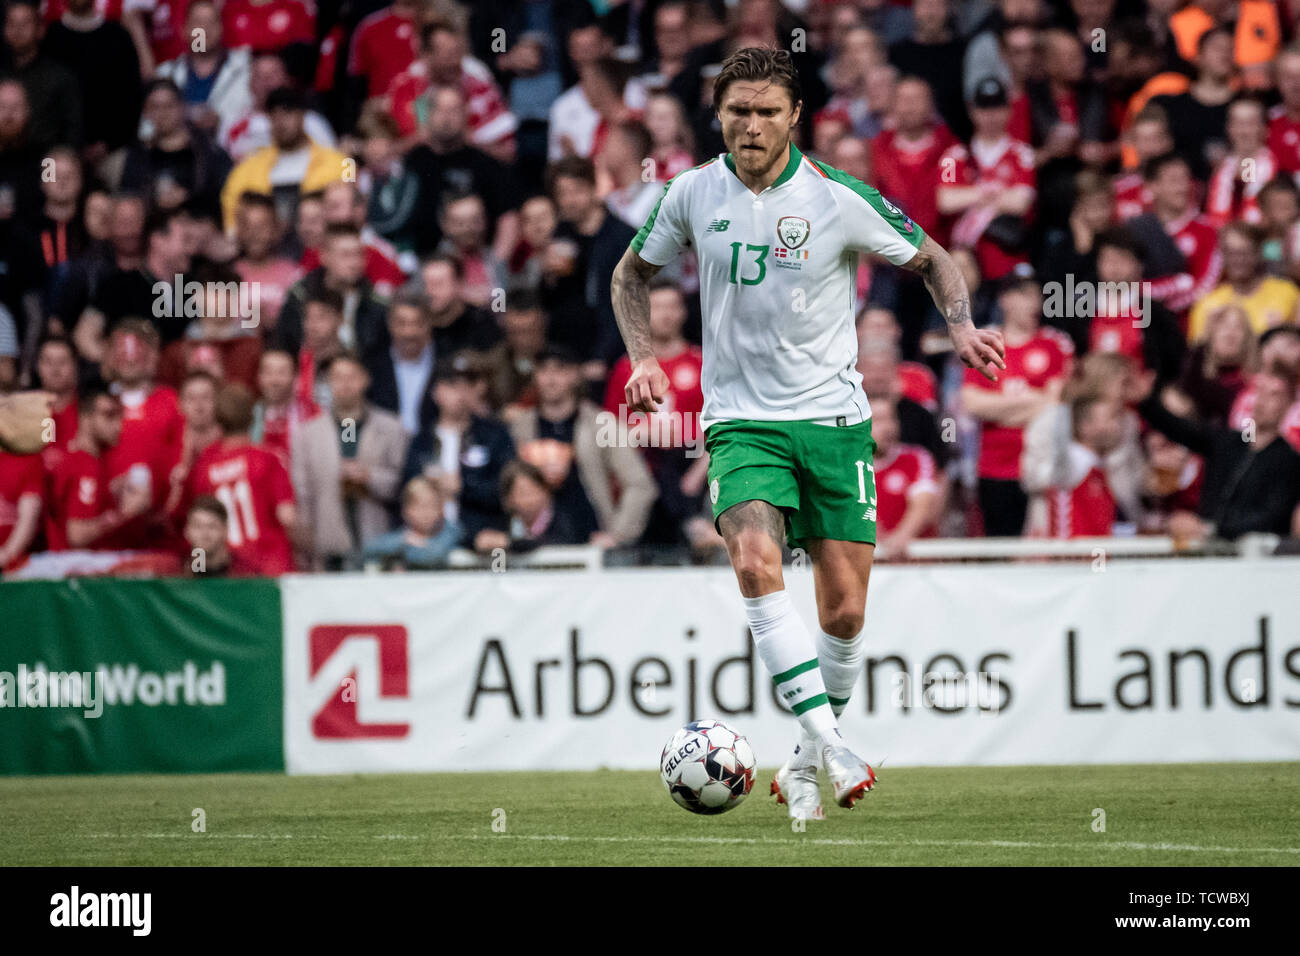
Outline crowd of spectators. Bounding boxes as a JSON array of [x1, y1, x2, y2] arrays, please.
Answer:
[[2, 0, 1300, 577]]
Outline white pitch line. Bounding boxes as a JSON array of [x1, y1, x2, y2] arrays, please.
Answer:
[[76, 832, 1300, 854], [451, 833, 1300, 854]]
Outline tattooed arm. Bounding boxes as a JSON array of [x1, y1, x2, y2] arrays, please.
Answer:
[[900, 234, 1006, 382], [611, 247, 671, 413]]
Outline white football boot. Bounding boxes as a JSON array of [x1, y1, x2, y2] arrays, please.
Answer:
[[770, 744, 825, 821], [822, 743, 877, 809]]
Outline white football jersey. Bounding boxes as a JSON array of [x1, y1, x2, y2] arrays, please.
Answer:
[[631, 142, 926, 430]]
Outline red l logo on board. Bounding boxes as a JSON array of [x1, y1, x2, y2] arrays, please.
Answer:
[[309, 624, 411, 739]]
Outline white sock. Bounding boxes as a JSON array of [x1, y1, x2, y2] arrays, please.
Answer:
[[817, 627, 867, 717], [743, 591, 839, 747], [790, 628, 867, 769]]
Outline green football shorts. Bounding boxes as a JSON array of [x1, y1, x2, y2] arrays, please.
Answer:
[[704, 418, 878, 551]]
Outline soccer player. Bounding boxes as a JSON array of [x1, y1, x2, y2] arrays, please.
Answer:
[[612, 48, 1004, 818]]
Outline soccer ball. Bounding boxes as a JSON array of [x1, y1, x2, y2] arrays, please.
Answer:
[[659, 719, 756, 814]]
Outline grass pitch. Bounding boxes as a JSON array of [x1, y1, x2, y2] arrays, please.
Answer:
[[2, 762, 1297, 866]]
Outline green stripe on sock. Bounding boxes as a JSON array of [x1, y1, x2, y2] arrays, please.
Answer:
[[828, 696, 850, 707], [772, 658, 820, 686], [791, 692, 830, 715]]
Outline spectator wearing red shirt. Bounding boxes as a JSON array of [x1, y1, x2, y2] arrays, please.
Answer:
[[644, 92, 694, 183], [1129, 153, 1222, 319], [1046, 393, 1125, 538], [938, 77, 1037, 282], [1228, 326, 1300, 451], [179, 383, 297, 574], [34, 338, 80, 463], [158, 263, 265, 392], [102, 320, 185, 520], [252, 347, 319, 465], [181, 494, 260, 576], [0, 441, 42, 571], [1086, 228, 1187, 384], [233, 191, 302, 334], [222, 0, 313, 54], [873, 77, 957, 243], [1267, 47, 1300, 176], [299, 181, 408, 296], [163, 369, 223, 515], [386, 18, 517, 163], [869, 396, 941, 560], [962, 273, 1074, 535], [1114, 107, 1174, 222], [347, 0, 422, 100], [604, 278, 704, 545], [1205, 96, 1277, 228], [46, 385, 151, 550]]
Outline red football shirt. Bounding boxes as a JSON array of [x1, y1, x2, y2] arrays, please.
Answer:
[[872, 125, 957, 242], [1204, 149, 1276, 228], [1113, 172, 1151, 222], [1228, 378, 1300, 451], [223, 0, 315, 53], [300, 240, 406, 296], [1146, 212, 1223, 316], [964, 328, 1074, 480], [1268, 106, 1300, 174], [1047, 446, 1116, 538], [386, 57, 517, 146], [348, 7, 420, 98], [0, 452, 42, 557], [41, 0, 124, 22], [103, 384, 184, 508], [1008, 90, 1077, 145], [1088, 309, 1147, 371], [184, 438, 296, 574], [46, 398, 78, 451], [257, 396, 320, 467], [605, 346, 705, 449], [940, 136, 1037, 281], [45, 448, 110, 551], [897, 361, 938, 411], [873, 443, 939, 536]]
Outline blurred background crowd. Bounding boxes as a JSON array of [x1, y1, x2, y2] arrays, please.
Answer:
[[1, 0, 1300, 576]]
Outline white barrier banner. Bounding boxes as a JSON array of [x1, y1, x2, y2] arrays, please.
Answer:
[[281, 559, 1300, 773]]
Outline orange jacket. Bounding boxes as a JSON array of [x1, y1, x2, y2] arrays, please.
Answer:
[[1170, 2, 1280, 68]]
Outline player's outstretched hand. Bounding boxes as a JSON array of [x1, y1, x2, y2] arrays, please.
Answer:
[[0, 391, 54, 455], [950, 323, 1006, 382], [625, 358, 669, 413]]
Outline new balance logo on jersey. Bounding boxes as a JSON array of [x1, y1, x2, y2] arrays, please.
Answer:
[[705, 219, 730, 233], [862, 508, 877, 522]]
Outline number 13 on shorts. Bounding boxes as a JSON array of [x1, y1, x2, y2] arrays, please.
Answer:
[[855, 459, 875, 505]]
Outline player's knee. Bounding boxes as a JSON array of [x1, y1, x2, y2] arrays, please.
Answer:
[[819, 604, 864, 640], [728, 535, 783, 596]]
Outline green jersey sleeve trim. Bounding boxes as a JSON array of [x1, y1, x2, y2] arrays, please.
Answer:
[[808, 157, 927, 251]]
